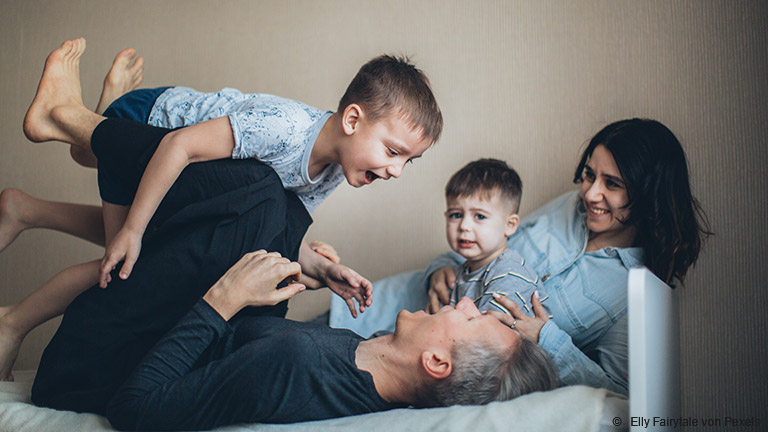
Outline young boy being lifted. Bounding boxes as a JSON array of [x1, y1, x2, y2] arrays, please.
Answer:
[[0, 38, 442, 380]]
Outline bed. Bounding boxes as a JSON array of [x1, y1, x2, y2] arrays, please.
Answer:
[[0, 267, 675, 432]]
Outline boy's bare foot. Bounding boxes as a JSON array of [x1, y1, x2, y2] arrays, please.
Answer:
[[23, 38, 87, 143], [0, 189, 31, 253], [95, 48, 144, 115], [0, 307, 22, 381]]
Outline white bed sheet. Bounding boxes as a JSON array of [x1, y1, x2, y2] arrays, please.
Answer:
[[0, 370, 627, 432]]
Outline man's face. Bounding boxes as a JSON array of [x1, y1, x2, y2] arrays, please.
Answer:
[[338, 109, 432, 188], [394, 297, 520, 353]]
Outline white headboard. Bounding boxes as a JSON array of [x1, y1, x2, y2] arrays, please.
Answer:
[[628, 267, 681, 431]]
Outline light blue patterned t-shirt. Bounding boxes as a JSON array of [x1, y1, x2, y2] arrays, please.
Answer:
[[147, 86, 345, 213]]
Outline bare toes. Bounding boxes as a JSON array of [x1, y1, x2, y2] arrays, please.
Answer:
[[114, 48, 136, 66], [59, 39, 74, 55]]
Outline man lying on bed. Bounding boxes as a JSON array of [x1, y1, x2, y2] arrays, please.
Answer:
[[105, 249, 558, 431]]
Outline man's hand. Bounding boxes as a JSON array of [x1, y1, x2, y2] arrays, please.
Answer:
[[323, 264, 373, 318], [426, 266, 455, 314], [203, 250, 305, 321], [100, 227, 143, 288]]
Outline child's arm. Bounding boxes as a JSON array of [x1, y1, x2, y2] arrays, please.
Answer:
[[298, 240, 373, 318], [308, 240, 341, 264], [99, 117, 235, 287]]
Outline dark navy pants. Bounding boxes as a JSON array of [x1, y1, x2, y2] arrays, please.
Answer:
[[32, 117, 312, 414]]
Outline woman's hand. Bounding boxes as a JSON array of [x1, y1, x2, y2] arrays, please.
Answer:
[[309, 240, 341, 264], [100, 227, 143, 288], [322, 264, 373, 318], [204, 250, 305, 320], [486, 292, 549, 342], [427, 267, 455, 314]]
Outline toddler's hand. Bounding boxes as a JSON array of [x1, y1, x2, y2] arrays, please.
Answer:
[[323, 264, 373, 318], [427, 267, 455, 314], [309, 240, 341, 264], [100, 228, 143, 288]]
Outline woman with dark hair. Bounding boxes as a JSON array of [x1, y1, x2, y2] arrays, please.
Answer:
[[573, 118, 708, 284], [332, 118, 710, 396]]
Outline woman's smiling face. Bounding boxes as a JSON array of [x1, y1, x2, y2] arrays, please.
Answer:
[[579, 144, 636, 248]]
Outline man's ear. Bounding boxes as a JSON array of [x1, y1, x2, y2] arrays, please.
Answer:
[[420, 350, 452, 380], [341, 104, 363, 136], [505, 213, 520, 237]]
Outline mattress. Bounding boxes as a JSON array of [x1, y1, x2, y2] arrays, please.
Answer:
[[0, 370, 627, 432]]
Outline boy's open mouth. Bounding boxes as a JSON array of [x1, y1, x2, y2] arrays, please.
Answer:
[[365, 171, 379, 184], [458, 240, 476, 248]]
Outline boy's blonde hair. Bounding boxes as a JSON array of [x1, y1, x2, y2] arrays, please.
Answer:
[[337, 55, 443, 144]]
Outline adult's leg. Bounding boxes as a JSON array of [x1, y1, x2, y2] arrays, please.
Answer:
[[0, 45, 153, 378], [95, 48, 144, 116], [32, 158, 312, 413], [0, 42, 151, 380], [23, 38, 105, 158], [73, 48, 146, 167], [3, 61, 160, 249], [107, 302, 315, 430]]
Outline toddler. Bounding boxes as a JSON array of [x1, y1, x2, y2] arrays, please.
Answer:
[[443, 159, 546, 316]]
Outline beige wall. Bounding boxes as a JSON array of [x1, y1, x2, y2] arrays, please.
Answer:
[[1, 0, 766, 423]]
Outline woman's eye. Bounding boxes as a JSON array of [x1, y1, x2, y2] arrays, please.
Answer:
[[583, 171, 595, 181], [606, 179, 624, 189]]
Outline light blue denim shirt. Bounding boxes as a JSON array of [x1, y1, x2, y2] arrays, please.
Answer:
[[330, 190, 641, 395]]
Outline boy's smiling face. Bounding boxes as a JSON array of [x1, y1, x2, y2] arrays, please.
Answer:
[[338, 105, 433, 188], [445, 191, 519, 272]]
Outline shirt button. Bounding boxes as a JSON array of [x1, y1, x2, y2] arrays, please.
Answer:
[[541, 273, 550, 282], [606, 247, 614, 255]]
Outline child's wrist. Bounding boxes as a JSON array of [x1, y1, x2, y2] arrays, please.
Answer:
[[122, 220, 147, 236]]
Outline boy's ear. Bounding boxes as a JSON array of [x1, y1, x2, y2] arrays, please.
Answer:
[[505, 213, 520, 237], [341, 104, 363, 136], [420, 350, 452, 380]]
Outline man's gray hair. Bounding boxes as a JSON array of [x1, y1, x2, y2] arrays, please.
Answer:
[[416, 337, 559, 408]]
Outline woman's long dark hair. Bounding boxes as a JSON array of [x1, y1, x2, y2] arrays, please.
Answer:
[[573, 119, 711, 284]]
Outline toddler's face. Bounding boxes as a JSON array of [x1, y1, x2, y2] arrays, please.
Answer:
[[338, 109, 432, 188], [445, 192, 518, 272]]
